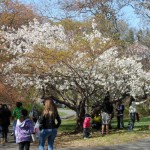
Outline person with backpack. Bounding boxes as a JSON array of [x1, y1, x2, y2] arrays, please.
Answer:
[[12, 102, 23, 138], [15, 109, 34, 150]]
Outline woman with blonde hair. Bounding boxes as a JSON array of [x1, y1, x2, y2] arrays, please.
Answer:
[[39, 98, 61, 150]]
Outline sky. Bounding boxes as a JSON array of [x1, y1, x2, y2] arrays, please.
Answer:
[[119, 6, 142, 30], [20, 0, 145, 30]]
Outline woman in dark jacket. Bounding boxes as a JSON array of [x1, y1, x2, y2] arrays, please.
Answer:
[[1, 104, 11, 143], [39, 98, 61, 150]]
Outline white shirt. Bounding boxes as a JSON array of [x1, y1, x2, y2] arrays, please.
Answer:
[[129, 100, 146, 113]]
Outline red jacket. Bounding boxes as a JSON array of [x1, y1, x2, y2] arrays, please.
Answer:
[[83, 117, 91, 128]]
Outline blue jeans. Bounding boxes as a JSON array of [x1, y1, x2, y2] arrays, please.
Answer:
[[130, 113, 136, 128], [13, 120, 17, 133], [117, 115, 124, 129], [13, 120, 17, 140], [39, 128, 57, 150]]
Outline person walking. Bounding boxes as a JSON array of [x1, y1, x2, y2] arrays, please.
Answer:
[[116, 101, 124, 129], [83, 113, 91, 139], [129, 96, 146, 128], [39, 98, 61, 150], [15, 109, 34, 150], [12, 102, 23, 138], [1, 104, 11, 143]]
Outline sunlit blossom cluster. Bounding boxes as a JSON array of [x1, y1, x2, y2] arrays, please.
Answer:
[[3, 19, 68, 55], [1, 20, 150, 100]]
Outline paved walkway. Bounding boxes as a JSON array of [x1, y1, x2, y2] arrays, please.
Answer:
[[58, 108, 76, 119], [0, 137, 150, 150]]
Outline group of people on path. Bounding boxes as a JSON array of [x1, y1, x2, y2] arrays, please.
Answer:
[[83, 95, 147, 139], [0, 98, 61, 150]]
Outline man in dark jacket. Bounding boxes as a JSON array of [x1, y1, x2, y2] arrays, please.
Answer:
[[116, 101, 124, 129]]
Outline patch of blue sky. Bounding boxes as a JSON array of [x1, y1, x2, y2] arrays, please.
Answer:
[[118, 5, 142, 29], [20, 0, 147, 30]]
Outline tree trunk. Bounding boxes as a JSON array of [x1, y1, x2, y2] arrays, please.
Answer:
[[74, 101, 85, 133]]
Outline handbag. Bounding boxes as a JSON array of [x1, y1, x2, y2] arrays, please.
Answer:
[[34, 120, 40, 139], [31, 134, 36, 142]]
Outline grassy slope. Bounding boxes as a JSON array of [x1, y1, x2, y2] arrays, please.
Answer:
[[55, 116, 150, 149]]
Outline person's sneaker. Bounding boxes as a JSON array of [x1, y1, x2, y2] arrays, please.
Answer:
[[84, 137, 88, 139]]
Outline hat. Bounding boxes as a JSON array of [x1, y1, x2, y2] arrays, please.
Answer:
[[85, 114, 90, 117]]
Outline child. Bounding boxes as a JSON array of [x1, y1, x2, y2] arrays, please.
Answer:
[[15, 109, 34, 150], [91, 113, 102, 130], [83, 114, 91, 139]]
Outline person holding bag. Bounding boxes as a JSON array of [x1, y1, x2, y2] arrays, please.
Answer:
[[129, 96, 147, 128], [39, 98, 61, 150]]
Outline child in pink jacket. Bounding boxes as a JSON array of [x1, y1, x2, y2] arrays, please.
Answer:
[[83, 114, 91, 139]]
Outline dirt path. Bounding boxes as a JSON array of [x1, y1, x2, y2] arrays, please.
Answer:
[[1, 136, 150, 150]]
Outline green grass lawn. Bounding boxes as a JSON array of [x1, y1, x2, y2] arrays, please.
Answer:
[[59, 117, 76, 132], [55, 116, 150, 148], [111, 116, 150, 131], [59, 116, 150, 132]]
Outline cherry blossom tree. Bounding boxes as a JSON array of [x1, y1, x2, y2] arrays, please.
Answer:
[[1, 19, 150, 131]]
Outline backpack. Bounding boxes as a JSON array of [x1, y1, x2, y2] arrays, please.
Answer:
[[29, 108, 39, 119], [128, 122, 133, 131]]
